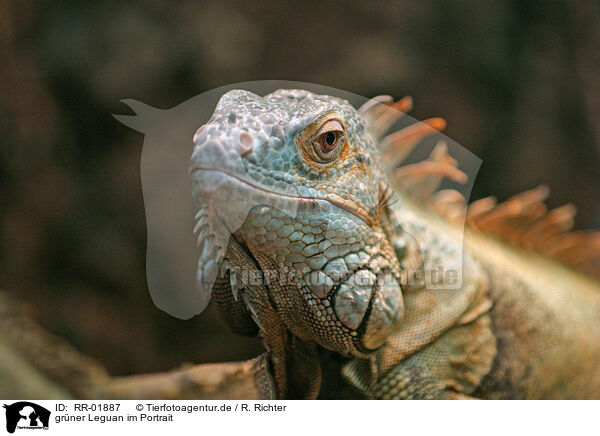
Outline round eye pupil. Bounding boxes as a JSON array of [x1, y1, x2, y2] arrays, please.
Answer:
[[325, 132, 336, 146]]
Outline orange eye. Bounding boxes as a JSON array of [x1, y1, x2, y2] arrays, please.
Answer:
[[311, 119, 345, 163], [297, 114, 347, 165]]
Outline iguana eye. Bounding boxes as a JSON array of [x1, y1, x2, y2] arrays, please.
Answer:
[[311, 118, 346, 163], [297, 113, 347, 165]]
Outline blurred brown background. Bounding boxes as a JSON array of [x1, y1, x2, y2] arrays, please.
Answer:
[[1, 0, 599, 376]]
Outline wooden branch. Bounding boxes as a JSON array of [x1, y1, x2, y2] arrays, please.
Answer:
[[0, 292, 275, 400], [94, 356, 275, 400]]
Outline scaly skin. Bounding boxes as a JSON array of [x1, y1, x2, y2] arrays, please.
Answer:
[[189, 89, 600, 399]]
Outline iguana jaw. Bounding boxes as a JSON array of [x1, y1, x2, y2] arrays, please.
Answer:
[[191, 166, 404, 357]]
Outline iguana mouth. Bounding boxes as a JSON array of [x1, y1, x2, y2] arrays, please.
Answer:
[[189, 167, 374, 226]]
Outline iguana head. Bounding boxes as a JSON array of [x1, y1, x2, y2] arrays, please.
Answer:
[[190, 89, 404, 357]]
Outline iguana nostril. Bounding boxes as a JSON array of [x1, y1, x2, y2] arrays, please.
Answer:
[[193, 124, 206, 145], [239, 132, 253, 157]]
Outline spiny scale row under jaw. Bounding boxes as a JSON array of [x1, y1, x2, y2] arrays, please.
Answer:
[[193, 207, 209, 245]]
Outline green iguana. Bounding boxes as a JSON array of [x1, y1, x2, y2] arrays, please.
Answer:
[[189, 88, 600, 400]]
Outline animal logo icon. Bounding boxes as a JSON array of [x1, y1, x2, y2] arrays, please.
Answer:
[[2, 402, 50, 434]]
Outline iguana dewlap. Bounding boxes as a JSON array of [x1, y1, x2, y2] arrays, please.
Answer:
[[189, 89, 600, 399]]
